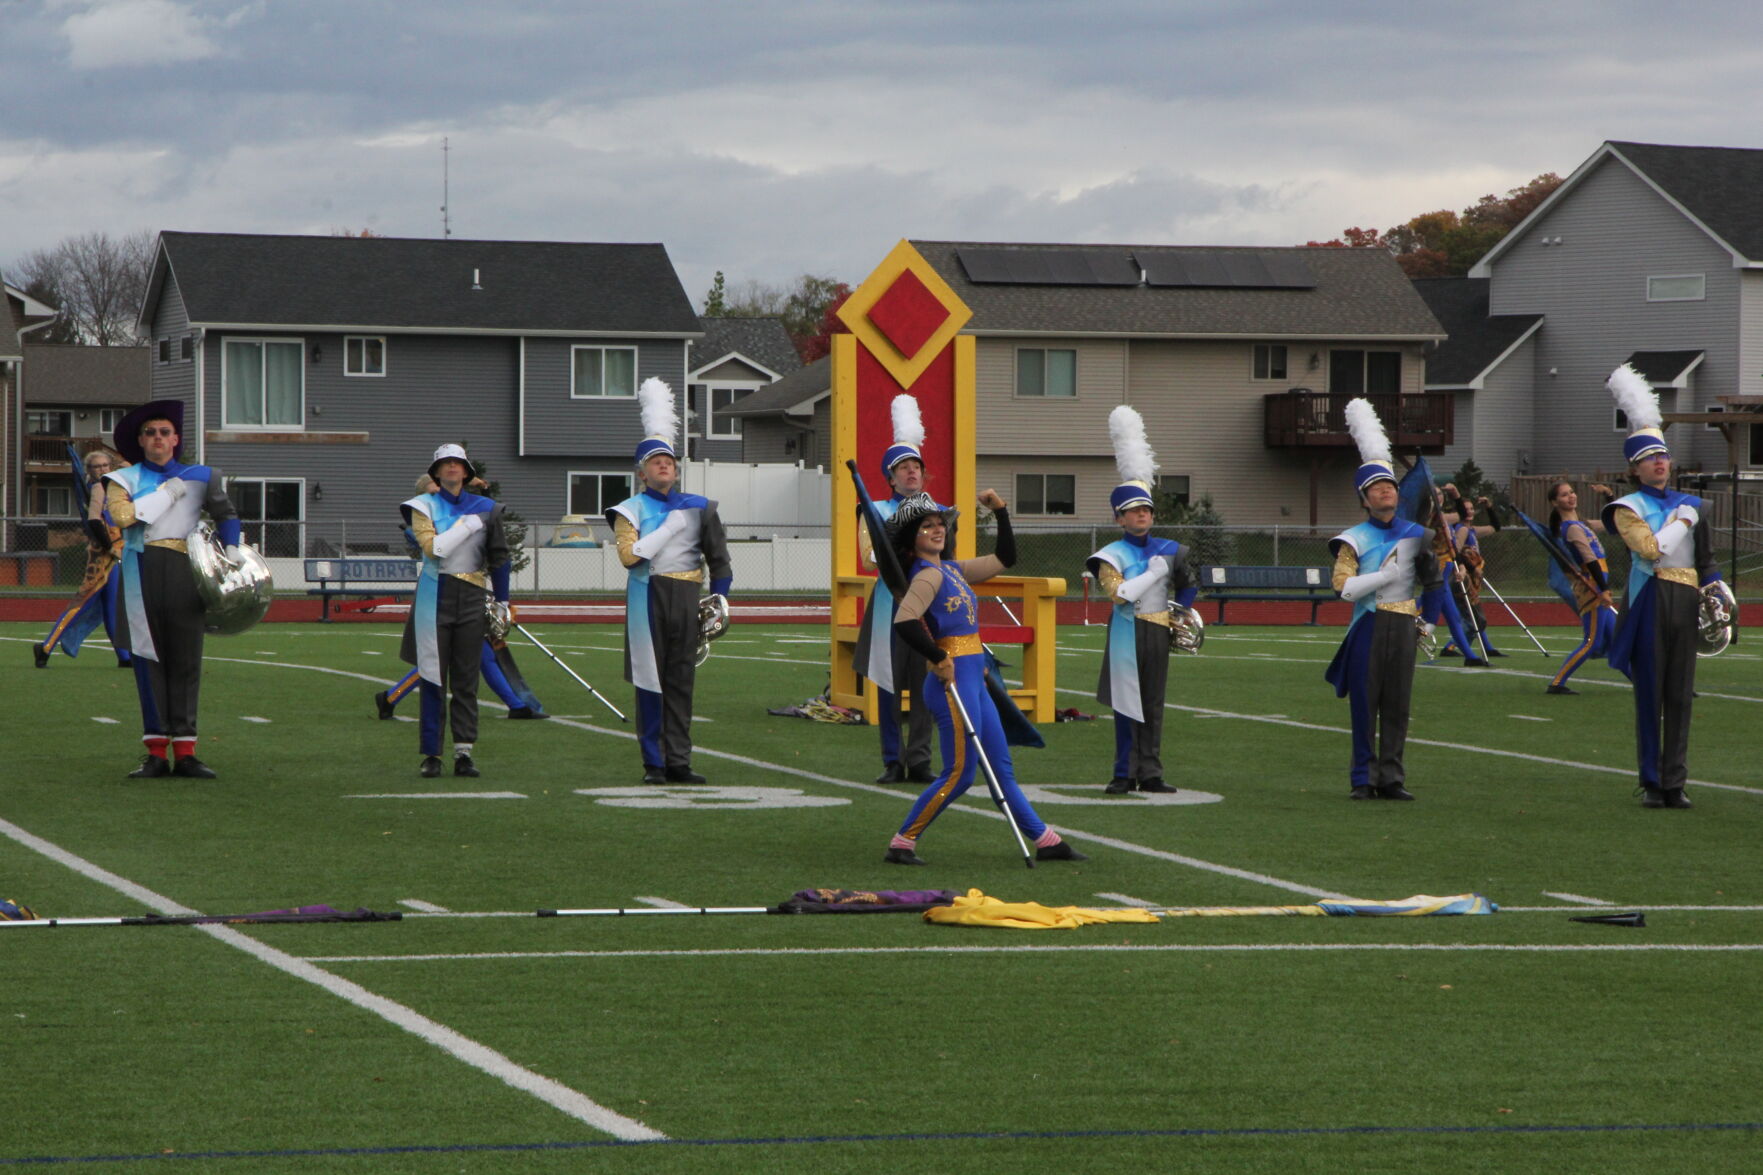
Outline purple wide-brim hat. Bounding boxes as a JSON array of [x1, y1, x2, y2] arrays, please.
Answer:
[[113, 399, 187, 466]]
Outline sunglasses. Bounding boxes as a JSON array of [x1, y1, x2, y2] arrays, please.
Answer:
[[140, 427, 177, 437]]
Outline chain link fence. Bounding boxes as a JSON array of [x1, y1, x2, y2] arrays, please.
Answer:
[[6, 514, 1760, 601]]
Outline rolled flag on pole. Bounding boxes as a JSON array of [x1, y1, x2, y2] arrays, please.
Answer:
[[1513, 507, 1594, 610]]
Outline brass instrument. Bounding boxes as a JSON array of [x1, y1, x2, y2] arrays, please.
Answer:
[[485, 599, 512, 643], [1696, 580, 1738, 657], [185, 522, 274, 636], [1168, 603, 1205, 654], [695, 593, 730, 666], [1415, 616, 1439, 661]]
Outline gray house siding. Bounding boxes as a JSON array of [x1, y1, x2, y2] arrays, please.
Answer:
[[1487, 158, 1740, 474], [519, 337, 688, 459], [147, 278, 197, 429], [739, 398, 829, 468], [1435, 335, 1538, 485]]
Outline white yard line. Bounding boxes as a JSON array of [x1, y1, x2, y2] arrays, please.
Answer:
[[397, 899, 451, 913], [0, 813, 664, 1142], [1540, 892, 1613, 905], [304, 941, 1763, 964]]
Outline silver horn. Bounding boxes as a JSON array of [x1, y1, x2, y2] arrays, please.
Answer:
[[186, 521, 274, 636], [1167, 603, 1205, 654], [695, 593, 730, 667], [1696, 580, 1738, 657], [1415, 616, 1439, 661], [485, 599, 512, 643]]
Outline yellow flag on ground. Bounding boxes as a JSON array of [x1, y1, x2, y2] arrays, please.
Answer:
[[922, 888, 1161, 930]]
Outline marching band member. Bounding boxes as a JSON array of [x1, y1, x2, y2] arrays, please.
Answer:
[[608, 378, 732, 784], [400, 445, 512, 778], [1439, 491, 1505, 658], [34, 447, 132, 670], [853, 394, 940, 784], [1324, 400, 1444, 801], [883, 489, 1083, 865], [1601, 365, 1722, 809], [1543, 480, 1617, 696], [1086, 405, 1196, 794], [103, 401, 240, 779]]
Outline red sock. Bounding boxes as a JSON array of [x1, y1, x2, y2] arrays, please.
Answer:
[[143, 736, 169, 760], [172, 737, 196, 760]]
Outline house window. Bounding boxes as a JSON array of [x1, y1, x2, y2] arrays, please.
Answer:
[[709, 387, 748, 437], [1647, 274, 1705, 302], [226, 477, 304, 557], [1015, 473, 1076, 516], [1156, 474, 1191, 508], [1706, 404, 1724, 432], [158, 338, 171, 363], [567, 471, 634, 517], [344, 336, 386, 377], [1016, 348, 1077, 397], [223, 338, 304, 428], [99, 408, 126, 434], [180, 335, 193, 361], [1252, 345, 1287, 380], [29, 483, 73, 516], [1329, 350, 1402, 395], [27, 411, 72, 436], [571, 346, 638, 398]]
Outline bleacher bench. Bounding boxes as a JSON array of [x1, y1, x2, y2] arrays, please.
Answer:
[[1197, 564, 1334, 625], [304, 557, 420, 621]]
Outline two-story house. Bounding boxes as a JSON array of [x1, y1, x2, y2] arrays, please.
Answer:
[[137, 232, 703, 555], [911, 241, 1448, 525], [684, 315, 798, 462], [19, 343, 152, 517]]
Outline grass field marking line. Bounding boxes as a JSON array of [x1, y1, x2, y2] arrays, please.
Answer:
[[344, 792, 529, 800], [1094, 892, 1161, 908], [1052, 685, 1763, 796], [1510, 715, 1552, 722], [0, 813, 666, 1143], [241, 716, 272, 723], [1504, 904, 1763, 912], [301, 942, 1763, 964], [1542, 892, 1614, 906], [398, 899, 451, 913], [90, 716, 119, 724]]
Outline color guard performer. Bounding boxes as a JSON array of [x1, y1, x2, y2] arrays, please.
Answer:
[[853, 394, 940, 784], [1325, 399, 1444, 800], [1601, 365, 1722, 809], [608, 378, 732, 784], [400, 444, 512, 778], [882, 489, 1083, 865], [1543, 480, 1617, 696], [1086, 405, 1197, 794], [34, 447, 132, 669], [103, 400, 240, 779]]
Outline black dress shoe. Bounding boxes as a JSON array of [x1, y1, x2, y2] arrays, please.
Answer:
[[1349, 784, 1374, 800], [1639, 787, 1664, 809], [875, 761, 906, 783], [1662, 789, 1693, 810], [1104, 776, 1134, 794], [1486, 648, 1507, 658], [419, 756, 443, 779], [1376, 783, 1416, 801], [374, 691, 395, 720], [1545, 684, 1578, 695], [454, 755, 480, 778], [506, 707, 548, 719], [1463, 658, 1491, 668], [642, 765, 667, 784], [1138, 778, 1178, 794], [127, 756, 171, 779], [664, 766, 707, 783], [884, 846, 927, 865], [32, 643, 50, 668], [117, 658, 132, 669], [905, 765, 935, 784], [172, 757, 217, 780], [1035, 841, 1089, 861], [1438, 646, 1462, 658]]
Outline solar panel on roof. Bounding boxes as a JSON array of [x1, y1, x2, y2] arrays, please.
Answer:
[[1138, 251, 1316, 289], [957, 248, 1139, 286]]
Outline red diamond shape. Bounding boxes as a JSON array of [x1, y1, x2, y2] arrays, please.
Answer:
[[866, 267, 950, 360]]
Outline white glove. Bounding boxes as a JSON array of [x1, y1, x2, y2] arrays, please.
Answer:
[[160, 478, 189, 502], [1656, 519, 1693, 562], [1669, 504, 1699, 529], [430, 511, 486, 558], [131, 478, 188, 525], [1419, 622, 1436, 639], [224, 544, 243, 563], [631, 509, 690, 560], [1340, 553, 1400, 602], [1116, 556, 1170, 604]]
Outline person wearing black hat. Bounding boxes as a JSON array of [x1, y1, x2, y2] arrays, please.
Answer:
[[102, 400, 240, 779], [882, 489, 1084, 865], [400, 444, 512, 778], [1602, 365, 1723, 809], [608, 378, 732, 784], [853, 393, 942, 784], [1324, 400, 1444, 801]]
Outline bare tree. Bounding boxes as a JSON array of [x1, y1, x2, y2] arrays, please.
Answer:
[[9, 230, 155, 345]]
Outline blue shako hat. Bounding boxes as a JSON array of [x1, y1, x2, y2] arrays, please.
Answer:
[[1107, 405, 1157, 514], [1344, 398, 1396, 496], [881, 394, 926, 479], [634, 377, 679, 465], [1607, 363, 1668, 463]]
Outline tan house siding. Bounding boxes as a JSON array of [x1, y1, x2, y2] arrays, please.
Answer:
[[974, 337, 1124, 453]]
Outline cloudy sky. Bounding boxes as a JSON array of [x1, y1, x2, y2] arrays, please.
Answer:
[[5, 0, 1763, 306]]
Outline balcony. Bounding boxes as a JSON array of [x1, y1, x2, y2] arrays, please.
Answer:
[[24, 435, 105, 470], [1264, 390, 1453, 453]]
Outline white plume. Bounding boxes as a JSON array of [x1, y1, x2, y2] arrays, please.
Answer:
[[1606, 363, 1660, 431], [638, 377, 678, 442], [1108, 405, 1158, 484], [1344, 398, 1391, 464], [891, 394, 925, 448]]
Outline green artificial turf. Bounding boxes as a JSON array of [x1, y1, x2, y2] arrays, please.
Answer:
[[1, 620, 1759, 1172]]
